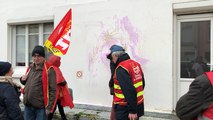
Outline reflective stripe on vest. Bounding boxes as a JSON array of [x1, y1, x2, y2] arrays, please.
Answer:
[[114, 83, 144, 99], [114, 89, 144, 99], [114, 81, 143, 89]]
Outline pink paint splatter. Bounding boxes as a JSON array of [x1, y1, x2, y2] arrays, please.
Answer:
[[88, 15, 148, 74], [120, 16, 147, 64]]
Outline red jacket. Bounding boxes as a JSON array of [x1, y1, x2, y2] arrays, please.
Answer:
[[201, 72, 213, 119], [48, 55, 74, 109]]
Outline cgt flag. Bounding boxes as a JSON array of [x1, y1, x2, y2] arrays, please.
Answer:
[[44, 9, 72, 56]]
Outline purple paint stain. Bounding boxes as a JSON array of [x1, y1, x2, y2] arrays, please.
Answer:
[[120, 17, 138, 44], [88, 15, 148, 73], [120, 16, 147, 64]]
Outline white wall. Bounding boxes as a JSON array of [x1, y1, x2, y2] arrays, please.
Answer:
[[0, 0, 66, 60], [0, 0, 176, 113], [55, 0, 174, 112]]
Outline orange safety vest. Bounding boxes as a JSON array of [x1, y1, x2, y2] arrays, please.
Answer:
[[201, 72, 213, 119], [113, 59, 144, 106]]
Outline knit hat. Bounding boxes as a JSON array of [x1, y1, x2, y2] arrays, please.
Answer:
[[32, 45, 45, 57], [0, 62, 12, 76], [107, 45, 125, 60]]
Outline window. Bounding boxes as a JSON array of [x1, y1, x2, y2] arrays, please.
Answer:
[[12, 23, 53, 67], [180, 20, 210, 78]]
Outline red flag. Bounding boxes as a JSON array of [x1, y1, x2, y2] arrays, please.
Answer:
[[44, 9, 72, 56]]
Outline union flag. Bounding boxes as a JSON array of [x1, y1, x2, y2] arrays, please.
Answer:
[[44, 9, 72, 56]]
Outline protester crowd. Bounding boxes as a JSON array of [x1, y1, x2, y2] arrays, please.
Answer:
[[3, 44, 213, 120], [0, 44, 146, 120], [0, 46, 74, 120]]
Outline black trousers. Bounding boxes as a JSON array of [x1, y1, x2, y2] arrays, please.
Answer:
[[48, 100, 67, 120], [114, 103, 144, 120]]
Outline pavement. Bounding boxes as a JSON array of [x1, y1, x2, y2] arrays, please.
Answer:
[[52, 107, 179, 120], [20, 103, 179, 120]]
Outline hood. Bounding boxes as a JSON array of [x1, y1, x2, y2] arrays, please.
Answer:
[[48, 55, 61, 67], [115, 53, 130, 67]]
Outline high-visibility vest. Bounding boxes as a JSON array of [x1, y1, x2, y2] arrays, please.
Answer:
[[113, 59, 144, 105], [201, 72, 213, 119]]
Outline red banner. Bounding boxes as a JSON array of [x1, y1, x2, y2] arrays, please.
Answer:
[[44, 9, 72, 56]]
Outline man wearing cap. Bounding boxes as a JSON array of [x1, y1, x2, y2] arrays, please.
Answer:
[[0, 61, 23, 120], [20, 45, 56, 120], [107, 45, 145, 120]]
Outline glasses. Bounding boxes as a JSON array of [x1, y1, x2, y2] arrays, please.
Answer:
[[33, 55, 42, 58]]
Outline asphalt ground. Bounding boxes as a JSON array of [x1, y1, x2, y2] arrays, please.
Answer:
[[52, 107, 180, 120]]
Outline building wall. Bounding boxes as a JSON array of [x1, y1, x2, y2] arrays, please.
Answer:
[[55, 0, 174, 112], [0, 0, 180, 113], [0, 0, 66, 60]]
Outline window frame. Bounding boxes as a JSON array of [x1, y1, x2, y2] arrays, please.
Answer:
[[177, 14, 213, 82], [9, 22, 53, 77], [174, 13, 213, 109]]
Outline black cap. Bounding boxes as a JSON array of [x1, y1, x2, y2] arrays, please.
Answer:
[[32, 45, 45, 57], [0, 62, 12, 76], [107, 45, 125, 60]]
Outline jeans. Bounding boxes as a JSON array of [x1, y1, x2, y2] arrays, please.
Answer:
[[24, 106, 47, 120]]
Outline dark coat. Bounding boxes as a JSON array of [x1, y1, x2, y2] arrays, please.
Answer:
[[0, 82, 23, 120], [176, 74, 213, 120], [109, 61, 115, 95], [20, 62, 56, 111]]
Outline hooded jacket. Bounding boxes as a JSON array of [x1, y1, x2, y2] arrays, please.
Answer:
[[48, 55, 74, 109]]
